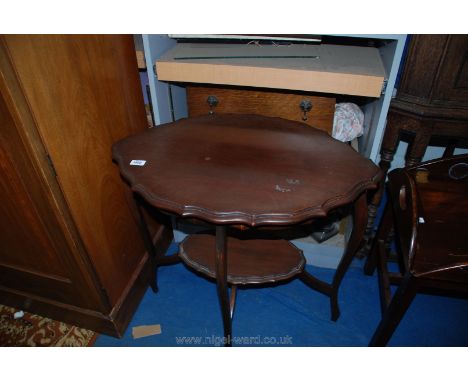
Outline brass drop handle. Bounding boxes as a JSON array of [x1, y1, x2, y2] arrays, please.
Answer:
[[207, 95, 219, 115], [300, 99, 313, 121]]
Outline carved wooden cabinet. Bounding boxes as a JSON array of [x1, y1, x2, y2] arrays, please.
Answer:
[[0, 35, 172, 337], [363, 35, 468, 256], [395, 35, 468, 115], [380, 34, 468, 169]]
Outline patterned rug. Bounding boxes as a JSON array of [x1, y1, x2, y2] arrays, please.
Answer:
[[0, 304, 98, 346]]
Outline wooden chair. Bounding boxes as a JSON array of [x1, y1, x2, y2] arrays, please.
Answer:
[[364, 154, 468, 346]]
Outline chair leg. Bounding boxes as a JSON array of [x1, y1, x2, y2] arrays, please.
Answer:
[[369, 273, 418, 346], [215, 225, 232, 346], [358, 119, 399, 259], [330, 192, 368, 321]]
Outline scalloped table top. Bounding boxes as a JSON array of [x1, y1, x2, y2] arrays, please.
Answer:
[[112, 114, 381, 226]]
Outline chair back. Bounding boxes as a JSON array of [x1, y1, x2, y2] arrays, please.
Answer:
[[387, 168, 418, 270], [389, 155, 468, 277]]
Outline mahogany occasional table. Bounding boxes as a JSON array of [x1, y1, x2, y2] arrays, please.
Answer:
[[112, 114, 381, 346]]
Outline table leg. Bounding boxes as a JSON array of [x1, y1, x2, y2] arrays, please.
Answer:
[[331, 192, 368, 321], [300, 192, 368, 321], [134, 194, 159, 293], [215, 225, 232, 346]]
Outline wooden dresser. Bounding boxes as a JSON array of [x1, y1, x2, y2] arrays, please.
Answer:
[[0, 35, 172, 337], [186, 85, 335, 133]]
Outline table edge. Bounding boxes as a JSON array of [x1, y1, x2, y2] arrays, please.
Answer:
[[129, 174, 380, 226]]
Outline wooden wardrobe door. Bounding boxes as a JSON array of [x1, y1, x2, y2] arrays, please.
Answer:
[[2, 35, 148, 305], [0, 88, 102, 310]]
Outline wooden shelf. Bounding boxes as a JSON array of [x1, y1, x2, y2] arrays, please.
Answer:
[[155, 43, 386, 97], [179, 234, 305, 285]]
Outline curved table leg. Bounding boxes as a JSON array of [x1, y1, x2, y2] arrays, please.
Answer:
[[330, 192, 368, 320], [300, 192, 368, 321], [132, 195, 181, 294], [215, 225, 232, 346], [134, 194, 160, 293]]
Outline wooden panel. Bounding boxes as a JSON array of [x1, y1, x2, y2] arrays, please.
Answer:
[[398, 35, 448, 102], [389, 34, 468, 119], [156, 43, 386, 97], [0, 246, 155, 337], [431, 35, 468, 107], [0, 81, 99, 309], [397, 35, 468, 110], [0, 125, 66, 277], [3, 35, 148, 305], [187, 85, 335, 133]]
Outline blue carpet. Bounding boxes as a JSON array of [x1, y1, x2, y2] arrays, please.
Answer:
[[95, 243, 468, 347]]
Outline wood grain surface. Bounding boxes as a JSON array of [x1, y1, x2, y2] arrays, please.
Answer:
[[180, 234, 305, 284], [0, 85, 99, 308], [187, 85, 335, 133], [3, 35, 149, 305], [113, 114, 381, 226]]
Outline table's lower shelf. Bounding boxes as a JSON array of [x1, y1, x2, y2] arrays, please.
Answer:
[[179, 234, 305, 285]]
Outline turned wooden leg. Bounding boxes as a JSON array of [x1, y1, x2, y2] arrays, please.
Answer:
[[370, 146, 398, 212], [359, 118, 400, 259], [406, 130, 431, 167], [215, 225, 232, 346], [330, 192, 368, 321], [134, 194, 159, 293], [369, 273, 418, 346]]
